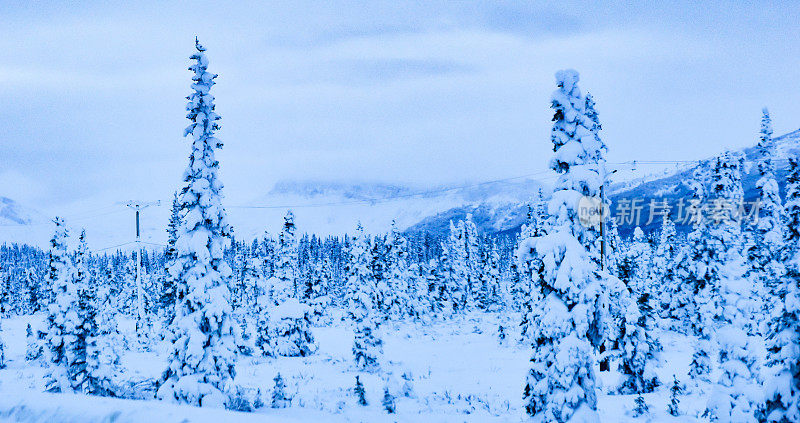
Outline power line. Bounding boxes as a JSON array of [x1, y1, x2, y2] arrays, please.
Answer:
[[91, 241, 135, 253]]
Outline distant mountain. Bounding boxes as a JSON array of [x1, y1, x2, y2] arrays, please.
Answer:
[[0, 196, 40, 225], [3, 129, 798, 249], [408, 128, 800, 240], [232, 178, 547, 241]]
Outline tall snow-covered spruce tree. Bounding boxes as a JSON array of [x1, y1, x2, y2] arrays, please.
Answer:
[[518, 70, 607, 422], [43, 217, 80, 393], [747, 108, 785, 299], [764, 155, 800, 422], [347, 223, 382, 372], [157, 39, 238, 408]]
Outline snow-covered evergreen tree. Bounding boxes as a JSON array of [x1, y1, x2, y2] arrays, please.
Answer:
[[346, 223, 382, 372], [157, 39, 237, 408], [270, 373, 290, 408], [0, 319, 5, 369], [272, 211, 298, 303], [354, 375, 367, 406], [518, 194, 549, 344], [75, 231, 116, 396], [668, 375, 683, 417], [269, 297, 317, 357], [519, 70, 605, 422], [43, 217, 81, 393], [702, 151, 761, 420], [254, 272, 274, 357], [748, 109, 786, 314], [161, 192, 181, 325], [385, 221, 411, 319], [764, 155, 800, 423], [618, 227, 652, 295], [617, 289, 661, 394], [382, 386, 396, 414], [653, 214, 678, 315]]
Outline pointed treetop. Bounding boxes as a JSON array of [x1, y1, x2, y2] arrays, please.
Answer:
[[760, 107, 773, 143], [555, 69, 580, 92], [195, 36, 205, 52]]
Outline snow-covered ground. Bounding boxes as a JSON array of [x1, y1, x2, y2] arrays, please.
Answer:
[[0, 313, 714, 422]]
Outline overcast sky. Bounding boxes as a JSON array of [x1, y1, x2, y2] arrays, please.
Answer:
[[2, 0, 800, 215]]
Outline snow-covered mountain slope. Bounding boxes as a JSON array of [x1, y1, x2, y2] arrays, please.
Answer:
[[0, 196, 44, 226], [2, 128, 798, 249], [231, 178, 547, 241], [0, 178, 547, 250], [414, 128, 800, 238]]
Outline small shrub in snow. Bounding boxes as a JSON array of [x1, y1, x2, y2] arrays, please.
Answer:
[[271, 373, 290, 409], [497, 324, 505, 342], [632, 395, 649, 417], [401, 372, 415, 398], [668, 375, 683, 417], [354, 376, 367, 406], [25, 323, 43, 362], [0, 321, 5, 369], [228, 386, 255, 412], [382, 387, 396, 414]]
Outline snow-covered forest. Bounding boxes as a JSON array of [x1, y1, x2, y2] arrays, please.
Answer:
[[0, 36, 799, 423]]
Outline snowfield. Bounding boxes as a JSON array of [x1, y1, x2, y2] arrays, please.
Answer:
[[0, 313, 719, 422]]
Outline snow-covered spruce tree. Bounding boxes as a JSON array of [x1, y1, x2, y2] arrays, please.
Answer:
[[161, 192, 181, 326], [437, 230, 459, 315], [747, 109, 785, 302], [259, 214, 316, 357], [370, 234, 391, 319], [703, 151, 762, 420], [269, 297, 317, 357], [405, 262, 431, 320], [272, 211, 298, 303], [157, 39, 237, 408], [617, 287, 661, 394], [668, 375, 683, 417], [519, 70, 607, 422], [346, 223, 382, 372], [75, 231, 116, 396], [382, 386, 397, 414], [0, 319, 5, 369], [303, 257, 330, 323], [43, 217, 81, 393], [425, 258, 444, 315], [91, 281, 122, 392], [764, 154, 800, 423], [618, 227, 652, 295], [615, 229, 661, 394], [25, 323, 43, 361], [653, 214, 678, 315], [385, 221, 411, 319], [680, 163, 722, 385], [462, 214, 480, 309], [270, 373, 290, 408], [354, 375, 367, 406], [483, 243, 502, 311], [253, 269, 275, 357]]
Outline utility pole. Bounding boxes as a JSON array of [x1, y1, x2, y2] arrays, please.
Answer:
[[126, 200, 160, 334]]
